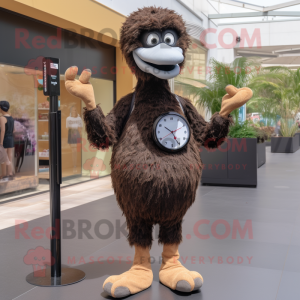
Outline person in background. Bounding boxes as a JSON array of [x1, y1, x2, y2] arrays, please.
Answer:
[[0, 101, 15, 180], [275, 120, 281, 136]]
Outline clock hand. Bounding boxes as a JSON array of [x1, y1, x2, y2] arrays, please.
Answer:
[[164, 127, 180, 145], [162, 132, 173, 139], [172, 128, 182, 145], [161, 126, 184, 140], [174, 137, 180, 145], [173, 126, 183, 133]]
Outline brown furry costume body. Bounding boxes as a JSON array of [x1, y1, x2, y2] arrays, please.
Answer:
[[84, 78, 232, 247], [65, 6, 252, 298], [82, 7, 233, 248]]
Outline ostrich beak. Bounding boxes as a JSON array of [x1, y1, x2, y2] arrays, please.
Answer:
[[133, 44, 184, 80]]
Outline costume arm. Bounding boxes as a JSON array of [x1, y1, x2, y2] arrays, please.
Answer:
[[64, 67, 133, 150], [179, 96, 233, 149], [83, 93, 133, 150]]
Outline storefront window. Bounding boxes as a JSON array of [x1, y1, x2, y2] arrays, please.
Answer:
[[60, 76, 114, 181], [0, 64, 38, 200], [0, 64, 114, 202]]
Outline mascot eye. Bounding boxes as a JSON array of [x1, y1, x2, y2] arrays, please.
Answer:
[[164, 33, 175, 45], [146, 33, 160, 46]]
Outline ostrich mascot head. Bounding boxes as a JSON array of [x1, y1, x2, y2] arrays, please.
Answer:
[[120, 6, 191, 81]]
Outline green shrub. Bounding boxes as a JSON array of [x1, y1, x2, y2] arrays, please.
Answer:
[[280, 119, 298, 137], [228, 121, 258, 139]]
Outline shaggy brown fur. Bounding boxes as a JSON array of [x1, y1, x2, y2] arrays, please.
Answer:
[[119, 6, 191, 82], [83, 77, 232, 247], [83, 7, 233, 248], [83, 96, 132, 149]]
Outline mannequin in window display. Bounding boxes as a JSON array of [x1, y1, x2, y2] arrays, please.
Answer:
[[65, 7, 253, 298], [66, 105, 82, 174], [0, 101, 15, 180]]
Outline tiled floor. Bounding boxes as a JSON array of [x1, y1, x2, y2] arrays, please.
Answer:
[[1, 147, 300, 300]]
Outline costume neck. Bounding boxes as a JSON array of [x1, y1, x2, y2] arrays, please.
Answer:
[[134, 77, 172, 104]]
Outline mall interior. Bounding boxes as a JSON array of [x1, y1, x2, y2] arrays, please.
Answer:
[[1, 0, 300, 299]]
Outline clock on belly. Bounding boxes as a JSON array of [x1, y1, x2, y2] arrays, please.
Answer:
[[153, 111, 191, 153]]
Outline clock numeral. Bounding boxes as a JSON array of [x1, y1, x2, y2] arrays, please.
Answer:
[[183, 137, 186, 140], [160, 138, 162, 140], [171, 144, 174, 147], [184, 131, 186, 133], [159, 124, 162, 127], [158, 131, 160, 133], [170, 117, 173, 120], [164, 119, 166, 121]]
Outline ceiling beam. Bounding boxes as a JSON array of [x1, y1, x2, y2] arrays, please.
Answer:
[[209, 11, 300, 19], [237, 50, 278, 58], [209, 0, 264, 12], [263, 0, 300, 12], [274, 47, 300, 53], [262, 64, 300, 68], [209, 0, 300, 13]]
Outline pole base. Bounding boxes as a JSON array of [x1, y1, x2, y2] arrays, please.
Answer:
[[26, 267, 85, 286]]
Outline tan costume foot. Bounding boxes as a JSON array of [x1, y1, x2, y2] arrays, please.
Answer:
[[159, 244, 203, 292], [103, 246, 153, 298]]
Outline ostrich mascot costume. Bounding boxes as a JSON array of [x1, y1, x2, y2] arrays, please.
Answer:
[[65, 6, 253, 298]]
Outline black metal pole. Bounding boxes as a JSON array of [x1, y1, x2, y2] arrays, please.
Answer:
[[26, 57, 85, 286], [49, 95, 61, 281]]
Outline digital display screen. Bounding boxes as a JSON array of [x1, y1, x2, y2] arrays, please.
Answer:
[[43, 57, 60, 96]]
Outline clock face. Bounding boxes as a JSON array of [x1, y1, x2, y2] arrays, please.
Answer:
[[153, 112, 190, 153]]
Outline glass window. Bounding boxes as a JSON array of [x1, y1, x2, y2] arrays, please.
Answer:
[[60, 76, 114, 181], [0, 64, 38, 199], [0, 63, 114, 202]]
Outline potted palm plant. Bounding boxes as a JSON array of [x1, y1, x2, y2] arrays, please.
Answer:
[[249, 66, 300, 153], [177, 57, 262, 187], [177, 57, 260, 119], [271, 119, 299, 153]]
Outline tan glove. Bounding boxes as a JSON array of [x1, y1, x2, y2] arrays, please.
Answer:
[[219, 85, 253, 117], [64, 67, 96, 110]]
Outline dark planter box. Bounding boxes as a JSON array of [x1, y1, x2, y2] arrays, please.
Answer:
[[271, 136, 299, 153], [295, 133, 300, 146], [257, 142, 266, 168], [201, 138, 257, 187]]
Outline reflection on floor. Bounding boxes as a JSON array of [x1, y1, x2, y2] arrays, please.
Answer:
[[1, 147, 300, 300]]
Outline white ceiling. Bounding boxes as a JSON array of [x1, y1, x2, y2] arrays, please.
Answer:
[[235, 44, 300, 68]]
